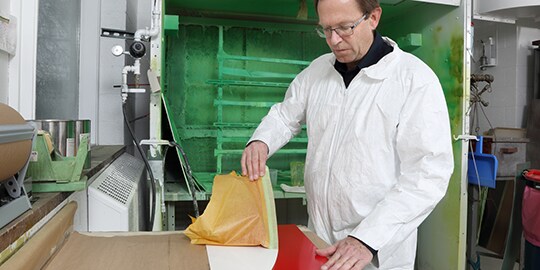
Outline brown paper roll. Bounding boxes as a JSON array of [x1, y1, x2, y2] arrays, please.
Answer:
[[0, 103, 33, 182]]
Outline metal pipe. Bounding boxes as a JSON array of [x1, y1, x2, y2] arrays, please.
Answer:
[[121, 59, 141, 102], [134, 8, 160, 41]]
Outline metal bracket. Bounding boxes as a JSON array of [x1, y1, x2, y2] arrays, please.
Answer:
[[4, 176, 21, 198], [101, 28, 135, 40], [140, 139, 172, 158], [123, 88, 146, 94], [453, 134, 478, 141], [140, 139, 173, 147]]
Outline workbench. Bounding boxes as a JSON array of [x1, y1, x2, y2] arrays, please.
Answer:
[[1, 200, 328, 270]]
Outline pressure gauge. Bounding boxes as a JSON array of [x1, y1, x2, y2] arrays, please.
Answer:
[[111, 45, 124, 57]]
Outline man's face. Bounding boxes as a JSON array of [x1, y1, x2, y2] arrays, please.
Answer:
[[317, 0, 381, 67]]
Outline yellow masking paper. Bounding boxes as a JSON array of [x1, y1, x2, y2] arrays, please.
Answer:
[[184, 170, 277, 249]]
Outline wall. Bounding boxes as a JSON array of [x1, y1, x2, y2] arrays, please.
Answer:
[[35, 0, 81, 119], [97, 0, 126, 145], [471, 21, 517, 133], [472, 20, 540, 134], [517, 23, 540, 125], [6, 0, 38, 119], [0, 50, 7, 104], [78, 0, 101, 145], [0, 0, 8, 104], [96, 0, 153, 145]]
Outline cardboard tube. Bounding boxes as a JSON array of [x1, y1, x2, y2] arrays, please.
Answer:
[[0, 104, 33, 182], [0, 202, 77, 270]]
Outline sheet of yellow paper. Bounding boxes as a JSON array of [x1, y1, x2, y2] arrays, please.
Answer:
[[184, 169, 277, 249]]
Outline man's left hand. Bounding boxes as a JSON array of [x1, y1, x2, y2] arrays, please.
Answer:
[[316, 236, 373, 270]]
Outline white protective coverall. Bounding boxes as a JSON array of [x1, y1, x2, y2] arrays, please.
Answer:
[[249, 38, 454, 269]]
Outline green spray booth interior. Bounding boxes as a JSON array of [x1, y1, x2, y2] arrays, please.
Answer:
[[160, 0, 468, 269], [162, 0, 464, 187]]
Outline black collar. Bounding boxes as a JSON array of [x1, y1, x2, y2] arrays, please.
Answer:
[[333, 32, 393, 87]]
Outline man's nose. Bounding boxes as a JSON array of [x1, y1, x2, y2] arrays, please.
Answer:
[[328, 30, 342, 45]]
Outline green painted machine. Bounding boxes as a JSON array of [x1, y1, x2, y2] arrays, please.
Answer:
[[150, 0, 470, 269], [26, 132, 89, 192]]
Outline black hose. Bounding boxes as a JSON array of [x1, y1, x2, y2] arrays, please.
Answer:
[[122, 102, 156, 231], [170, 141, 200, 217]]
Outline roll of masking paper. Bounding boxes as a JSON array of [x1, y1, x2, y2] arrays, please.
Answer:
[[0, 103, 33, 182]]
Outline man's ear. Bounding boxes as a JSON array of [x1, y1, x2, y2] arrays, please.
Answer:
[[369, 7, 382, 30]]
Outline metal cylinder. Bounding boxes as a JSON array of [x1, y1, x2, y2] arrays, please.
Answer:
[[27, 119, 91, 163], [66, 121, 76, 157], [75, 119, 91, 168], [42, 120, 68, 156]]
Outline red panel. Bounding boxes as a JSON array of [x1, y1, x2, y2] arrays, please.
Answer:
[[273, 225, 328, 270]]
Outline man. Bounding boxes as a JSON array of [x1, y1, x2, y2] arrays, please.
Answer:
[[241, 0, 454, 269]]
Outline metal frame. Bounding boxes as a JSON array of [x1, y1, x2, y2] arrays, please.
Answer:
[[0, 123, 34, 229]]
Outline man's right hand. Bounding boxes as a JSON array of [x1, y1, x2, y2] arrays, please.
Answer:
[[241, 140, 269, 181]]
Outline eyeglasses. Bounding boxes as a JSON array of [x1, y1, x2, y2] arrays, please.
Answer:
[[315, 14, 368, 38]]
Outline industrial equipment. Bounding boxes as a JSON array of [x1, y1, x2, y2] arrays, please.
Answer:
[[88, 153, 146, 232], [27, 119, 91, 165], [0, 103, 35, 229], [25, 131, 89, 192]]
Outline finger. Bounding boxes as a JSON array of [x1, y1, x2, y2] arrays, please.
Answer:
[[321, 252, 341, 270], [351, 263, 366, 270], [316, 245, 336, 257], [330, 257, 355, 270], [258, 149, 267, 177], [241, 150, 247, 176], [250, 149, 260, 180], [347, 252, 370, 270], [245, 149, 254, 180]]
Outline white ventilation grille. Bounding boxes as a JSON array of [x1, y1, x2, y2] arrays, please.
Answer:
[[97, 174, 133, 205], [95, 155, 141, 205], [88, 153, 145, 232]]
